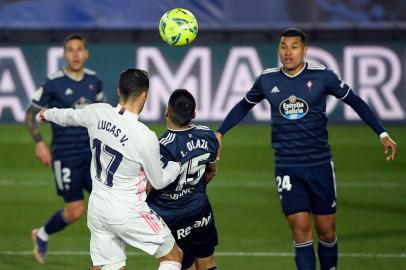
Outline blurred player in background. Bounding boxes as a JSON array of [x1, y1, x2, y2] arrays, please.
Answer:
[[147, 89, 219, 270], [25, 34, 104, 264], [40, 68, 183, 270], [216, 28, 397, 270]]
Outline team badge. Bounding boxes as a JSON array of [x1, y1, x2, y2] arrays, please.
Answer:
[[89, 84, 94, 90], [279, 95, 309, 120]]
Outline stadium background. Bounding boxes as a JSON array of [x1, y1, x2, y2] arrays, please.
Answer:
[[0, 0, 405, 269]]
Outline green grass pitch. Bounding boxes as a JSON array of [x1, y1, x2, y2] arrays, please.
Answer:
[[0, 124, 405, 269]]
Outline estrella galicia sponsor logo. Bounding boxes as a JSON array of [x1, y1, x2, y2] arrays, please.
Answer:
[[279, 95, 309, 120]]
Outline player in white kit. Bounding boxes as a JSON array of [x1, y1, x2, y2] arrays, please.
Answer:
[[40, 69, 183, 270]]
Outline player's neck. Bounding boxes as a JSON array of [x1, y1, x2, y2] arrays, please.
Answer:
[[282, 62, 306, 77], [64, 67, 84, 81], [120, 101, 142, 116], [167, 121, 189, 131]]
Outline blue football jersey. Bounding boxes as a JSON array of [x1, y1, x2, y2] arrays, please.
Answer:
[[246, 62, 350, 167], [147, 125, 219, 217], [32, 68, 103, 160]]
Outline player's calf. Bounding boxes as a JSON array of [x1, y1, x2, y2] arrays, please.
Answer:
[[195, 255, 217, 270], [64, 200, 86, 222]]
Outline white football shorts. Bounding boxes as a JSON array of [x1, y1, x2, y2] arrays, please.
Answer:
[[88, 203, 175, 268]]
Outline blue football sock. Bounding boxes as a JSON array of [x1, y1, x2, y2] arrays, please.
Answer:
[[44, 209, 69, 235], [318, 237, 338, 270], [294, 240, 316, 270]]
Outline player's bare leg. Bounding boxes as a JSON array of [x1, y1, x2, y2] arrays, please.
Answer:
[[194, 255, 217, 270], [287, 211, 316, 270], [287, 211, 313, 242], [314, 214, 337, 270], [158, 243, 183, 270], [314, 214, 335, 243], [64, 200, 86, 222]]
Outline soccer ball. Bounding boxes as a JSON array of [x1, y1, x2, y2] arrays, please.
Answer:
[[159, 8, 198, 47]]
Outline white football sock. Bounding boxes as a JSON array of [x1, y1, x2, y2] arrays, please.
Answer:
[[158, 261, 181, 270], [37, 226, 49, 241]]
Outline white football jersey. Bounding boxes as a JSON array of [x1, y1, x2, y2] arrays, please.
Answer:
[[44, 103, 180, 223]]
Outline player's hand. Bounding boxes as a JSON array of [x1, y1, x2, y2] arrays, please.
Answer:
[[381, 135, 397, 161], [39, 109, 47, 121], [35, 141, 52, 166], [215, 132, 222, 160]]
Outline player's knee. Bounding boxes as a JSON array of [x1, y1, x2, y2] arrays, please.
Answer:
[[161, 244, 183, 262], [315, 222, 336, 242], [292, 222, 312, 239], [171, 244, 183, 262], [156, 233, 183, 263], [317, 230, 336, 243], [65, 203, 85, 222]]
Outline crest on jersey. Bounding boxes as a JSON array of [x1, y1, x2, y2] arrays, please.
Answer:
[[279, 95, 309, 120]]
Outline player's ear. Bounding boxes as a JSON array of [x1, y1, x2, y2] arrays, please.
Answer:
[[84, 49, 89, 61], [192, 111, 196, 119], [165, 107, 169, 118], [140, 91, 147, 103], [303, 46, 308, 58]]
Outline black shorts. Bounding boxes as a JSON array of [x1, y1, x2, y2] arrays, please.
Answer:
[[52, 156, 92, 203], [275, 161, 337, 216], [162, 203, 218, 269]]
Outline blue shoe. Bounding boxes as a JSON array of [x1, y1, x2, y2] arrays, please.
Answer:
[[31, 228, 47, 264]]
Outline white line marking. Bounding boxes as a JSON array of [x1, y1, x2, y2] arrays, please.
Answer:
[[0, 179, 403, 189], [0, 251, 405, 258]]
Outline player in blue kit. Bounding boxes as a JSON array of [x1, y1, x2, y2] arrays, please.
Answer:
[[216, 28, 397, 270], [147, 89, 219, 270], [25, 34, 104, 264]]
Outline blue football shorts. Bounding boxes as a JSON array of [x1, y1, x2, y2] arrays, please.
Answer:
[[274, 161, 337, 216], [161, 203, 218, 269], [52, 156, 92, 203]]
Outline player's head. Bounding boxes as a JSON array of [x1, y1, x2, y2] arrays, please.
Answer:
[[166, 89, 196, 127], [279, 28, 307, 74], [63, 34, 89, 73], [118, 68, 149, 112]]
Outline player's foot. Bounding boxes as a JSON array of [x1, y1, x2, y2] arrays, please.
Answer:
[[31, 228, 47, 264]]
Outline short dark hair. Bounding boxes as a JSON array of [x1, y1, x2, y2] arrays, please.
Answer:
[[63, 34, 87, 49], [118, 68, 149, 101], [280, 28, 307, 45], [168, 89, 196, 126]]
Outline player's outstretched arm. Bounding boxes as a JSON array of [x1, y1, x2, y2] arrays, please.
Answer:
[[216, 99, 255, 160], [342, 91, 397, 161], [215, 132, 222, 160], [43, 107, 90, 127], [381, 134, 397, 161], [25, 105, 52, 166]]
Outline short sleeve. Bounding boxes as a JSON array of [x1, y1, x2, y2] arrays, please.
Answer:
[[324, 70, 351, 99], [32, 79, 53, 108], [245, 76, 265, 104]]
